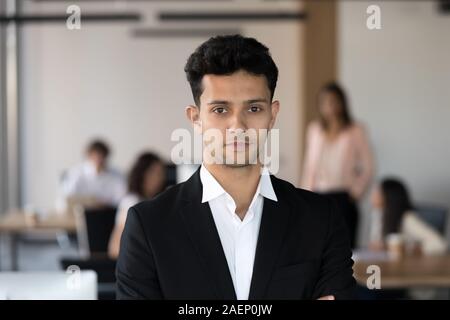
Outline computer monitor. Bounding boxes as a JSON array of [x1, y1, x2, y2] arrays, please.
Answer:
[[0, 271, 97, 300]]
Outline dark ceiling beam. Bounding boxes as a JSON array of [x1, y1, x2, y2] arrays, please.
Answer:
[[0, 13, 141, 24], [158, 11, 307, 21], [30, 0, 232, 2], [133, 27, 240, 38]]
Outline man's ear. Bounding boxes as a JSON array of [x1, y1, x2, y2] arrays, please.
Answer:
[[269, 100, 280, 130], [185, 105, 202, 134]]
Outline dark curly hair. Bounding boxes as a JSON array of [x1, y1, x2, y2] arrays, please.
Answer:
[[184, 34, 279, 106]]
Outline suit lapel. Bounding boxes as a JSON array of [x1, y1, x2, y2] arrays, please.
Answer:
[[178, 170, 292, 300], [178, 169, 237, 300], [249, 177, 292, 300]]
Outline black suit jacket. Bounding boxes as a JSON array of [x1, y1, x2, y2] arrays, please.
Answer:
[[116, 169, 356, 300]]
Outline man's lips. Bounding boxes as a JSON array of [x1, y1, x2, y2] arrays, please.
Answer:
[[225, 142, 251, 151], [225, 141, 251, 146]]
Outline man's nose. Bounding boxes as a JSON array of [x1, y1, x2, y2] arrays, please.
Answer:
[[228, 113, 247, 132]]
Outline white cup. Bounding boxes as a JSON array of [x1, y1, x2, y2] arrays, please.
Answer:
[[386, 233, 405, 260]]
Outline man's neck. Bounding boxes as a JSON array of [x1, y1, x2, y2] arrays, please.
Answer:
[[95, 165, 106, 175], [204, 163, 262, 220]]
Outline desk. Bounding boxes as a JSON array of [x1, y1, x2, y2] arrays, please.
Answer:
[[353, 251, 450, 288], [0, 210, 77, 271]]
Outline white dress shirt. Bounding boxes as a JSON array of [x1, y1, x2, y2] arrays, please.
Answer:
[[199, 164, 277, 300], [61, 161, 126, 207]]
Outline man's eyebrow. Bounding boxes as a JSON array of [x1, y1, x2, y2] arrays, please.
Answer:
[[207, 98, 269, 105], [245, 98, 269, 104], [207, 100, 229, 105]]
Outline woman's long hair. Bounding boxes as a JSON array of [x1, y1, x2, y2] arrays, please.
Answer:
[[318, 82, 353, 131], [381, 178, 414, 236], [128, 152, 164, 199]]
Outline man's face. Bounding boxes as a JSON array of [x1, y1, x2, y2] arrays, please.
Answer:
[[87, 151, 106, 171], [186, 70, 279, 167]]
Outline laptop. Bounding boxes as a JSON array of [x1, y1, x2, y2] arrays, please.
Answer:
[[0, 270, 97, 300]]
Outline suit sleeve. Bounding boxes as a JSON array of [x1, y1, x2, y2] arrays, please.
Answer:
[[312, 199, 356, 300], [116, 207, 163, 299]]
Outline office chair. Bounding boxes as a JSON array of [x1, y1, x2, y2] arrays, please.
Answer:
[[61, 205, 118, 299], [414, 203, 448, 235]]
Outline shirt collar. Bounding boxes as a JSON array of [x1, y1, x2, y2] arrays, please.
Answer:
[[83, 161, 98, 177], [200, 164, 278, 203]]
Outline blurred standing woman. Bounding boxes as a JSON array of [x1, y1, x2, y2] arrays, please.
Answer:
[[301, 82, 375, 248]]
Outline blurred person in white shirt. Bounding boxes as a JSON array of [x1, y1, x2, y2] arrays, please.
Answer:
[[59, 139, 126, 211]]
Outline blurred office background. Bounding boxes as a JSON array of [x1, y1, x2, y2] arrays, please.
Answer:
[[0, 0, 449, 299]]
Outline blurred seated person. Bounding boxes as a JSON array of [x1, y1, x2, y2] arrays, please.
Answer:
[[369, 178, 447, 256], [108, 152, 166, 259], [60, 139, 126, 211]]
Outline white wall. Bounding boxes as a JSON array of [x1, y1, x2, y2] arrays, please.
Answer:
[[338, 1, 450, 245], [20, 1, 305, 208]]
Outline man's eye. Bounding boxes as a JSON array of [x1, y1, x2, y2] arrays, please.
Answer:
[[213, 107, 227, 114], [249, 106, 261, 112]]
